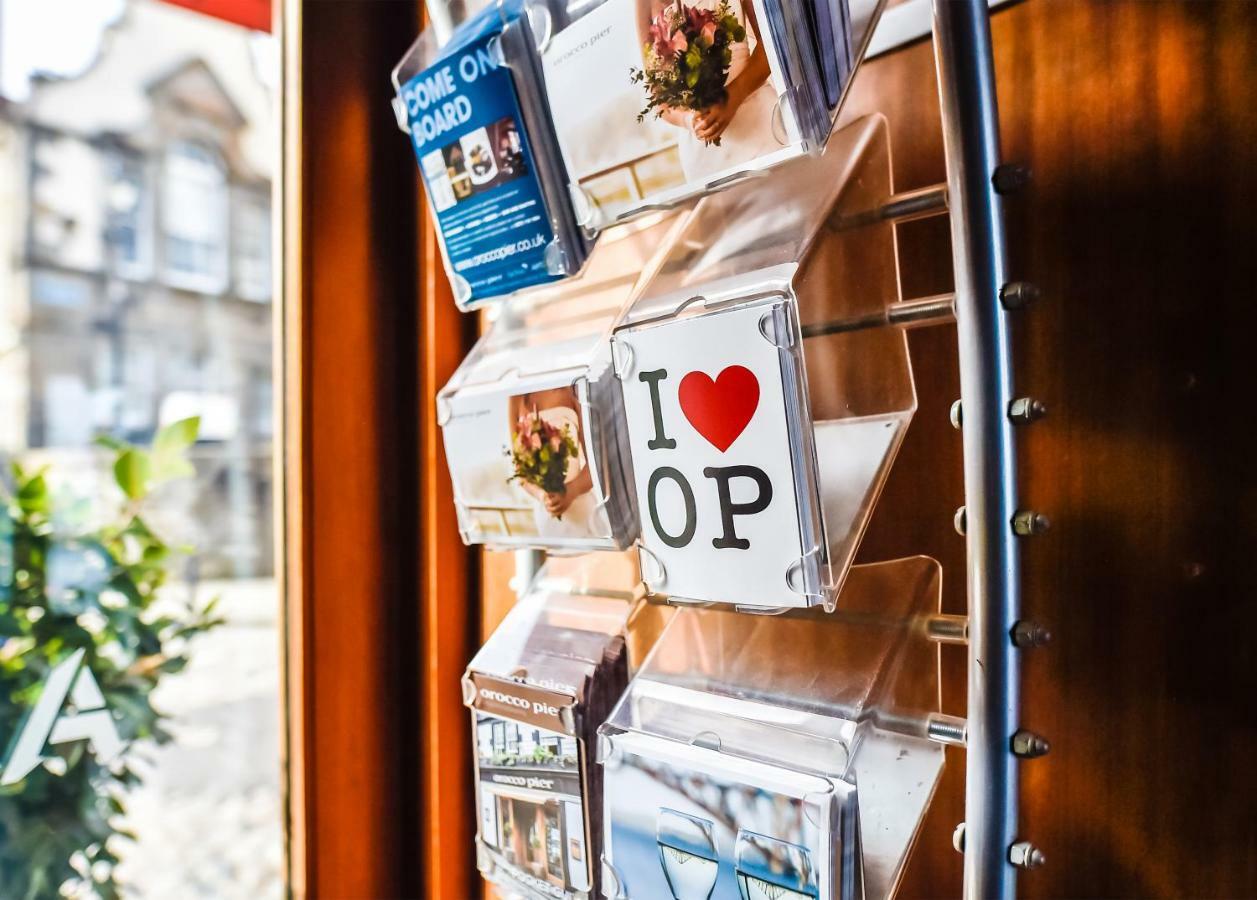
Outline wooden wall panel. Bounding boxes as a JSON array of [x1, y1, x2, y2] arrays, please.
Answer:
[[846, 1, 1257, 897]]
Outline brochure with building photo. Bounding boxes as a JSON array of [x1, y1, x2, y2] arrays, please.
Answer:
[[474, 711, 593, 898], [539, 0, 805, 224]]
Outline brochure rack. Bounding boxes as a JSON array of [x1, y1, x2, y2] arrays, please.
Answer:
[[433, 0, 1038, 894], [599, 557, 945, 900]]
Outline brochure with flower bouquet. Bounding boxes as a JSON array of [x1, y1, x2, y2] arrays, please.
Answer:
[[391, 0, 592, 309], [599, 557, 946, 900], [438, 211, 687, 552], [465, 553, 667, 900], [526, 0, 886, 226]]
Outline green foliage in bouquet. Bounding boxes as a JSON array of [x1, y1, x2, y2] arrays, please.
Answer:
[[0, 418, 223, 900], [631, 0, 746, 141], [507, 410, 579, 497]]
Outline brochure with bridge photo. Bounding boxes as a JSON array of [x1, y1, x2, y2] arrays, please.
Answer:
[[601, 730, 858, 900], [536, 0, 807, 225]]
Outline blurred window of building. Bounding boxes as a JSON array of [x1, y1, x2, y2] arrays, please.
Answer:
[[105, 148, 152, 278], [234, 187, 271, 301], [163, 140, 230, 292]]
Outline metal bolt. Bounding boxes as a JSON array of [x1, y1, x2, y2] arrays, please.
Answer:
[[999, 281, 1040, 310], [1009, 841, 1046, 870], [1012, 620, 1053, 648], [954, 506, 967, 536], [1008, 396, 1047, 424], [949, 399, 963, 430], [953, 823, 966, 854], [993, 163, 1031, 194], [1012, 729, 1051, 759], [1012, 510, 1051, 536]]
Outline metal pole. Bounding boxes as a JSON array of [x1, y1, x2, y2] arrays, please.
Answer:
[[931, 1, 1021, 898]]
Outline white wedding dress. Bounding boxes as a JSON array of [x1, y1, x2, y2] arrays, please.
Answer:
[[529, 406, 605, 539], [674, 0, 783, 181]]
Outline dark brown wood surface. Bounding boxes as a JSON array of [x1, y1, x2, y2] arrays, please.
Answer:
[[844, 1, 1257, 896], [283, 1, 476, 896]]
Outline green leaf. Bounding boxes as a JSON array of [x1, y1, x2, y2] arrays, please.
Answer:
[[92, 434, 129, 452], [153, 417, 199, 456], [15, 471, 49, 515], [150, 417, 199, 484], [113, 450, 151, 500]]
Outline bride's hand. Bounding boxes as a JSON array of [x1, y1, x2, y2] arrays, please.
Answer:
[[694, 94, 742, 143]]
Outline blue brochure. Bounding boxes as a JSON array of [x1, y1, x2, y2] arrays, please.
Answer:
[[400, 7, 559, 302]]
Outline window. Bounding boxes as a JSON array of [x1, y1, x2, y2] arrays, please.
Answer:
[[163, 140, 229, 292], [105, 151, 151, 278], [29, 133, 105, 270], [234, 189, 272, 301], [30, 271, 91, 309]]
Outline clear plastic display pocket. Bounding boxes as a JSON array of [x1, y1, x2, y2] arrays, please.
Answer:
[[598, 556, 945, 900], [439, 213, 687, 552], [524, 0, 888, 230], [611, 115, 915, 611], [464, 552, 661, 900]]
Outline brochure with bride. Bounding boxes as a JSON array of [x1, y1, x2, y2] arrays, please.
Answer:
[[391, 0, 591, 308], [437, 212, 687, 552], [528, 0, 875, 226]]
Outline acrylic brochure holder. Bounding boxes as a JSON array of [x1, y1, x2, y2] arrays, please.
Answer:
[[598, 556, 945, 900], [524, 0, 887, 230], [465, 552, 657, 900], [438, 212, 687, 552], [612, 115, 915, 611]]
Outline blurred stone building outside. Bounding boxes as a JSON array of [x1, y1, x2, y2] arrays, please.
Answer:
[[0, 0, 275, 579]]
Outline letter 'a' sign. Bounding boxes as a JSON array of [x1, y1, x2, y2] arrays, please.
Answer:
[[2, 649, 122, 785], [614, 296, 827, 610]]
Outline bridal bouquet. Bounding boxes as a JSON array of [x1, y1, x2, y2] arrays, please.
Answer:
[[631, 0, 746, 145], [508, 410, 579, 507]]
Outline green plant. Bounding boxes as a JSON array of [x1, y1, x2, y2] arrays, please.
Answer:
[[0, 418, 223, 899]]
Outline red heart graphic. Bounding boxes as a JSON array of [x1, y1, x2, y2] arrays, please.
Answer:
[[678, 366, 760, 452]]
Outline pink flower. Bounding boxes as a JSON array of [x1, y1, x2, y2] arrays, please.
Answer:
[[529, 432, 542, 450], [700, 20, 717, 45], [670, 29, 687, 53], [549, 435, 562, 452]]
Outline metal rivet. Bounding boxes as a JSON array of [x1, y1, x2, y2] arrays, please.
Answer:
[[953, 823, 966, 854], [999, 281, 1040, 310], [1012, 729, 1051, 759], [1008, 397, 1047, 424], [993, 163, 1031, 194], [1009, 841, 1046, 869], [1012, 510, 1050, 536], [954, 506, 967, 536], [949, 399, 963, 430], [1011, 620, 1052, 648]]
